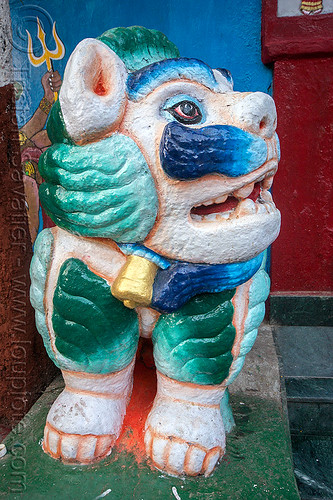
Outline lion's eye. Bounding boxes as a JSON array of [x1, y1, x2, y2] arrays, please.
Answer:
[[168, 100, 202, 125]]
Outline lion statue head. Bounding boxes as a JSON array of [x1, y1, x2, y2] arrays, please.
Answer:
[[39, 26, 280, 307]]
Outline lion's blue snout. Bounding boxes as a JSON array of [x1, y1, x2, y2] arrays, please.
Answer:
[[160, 122, 268, 180]]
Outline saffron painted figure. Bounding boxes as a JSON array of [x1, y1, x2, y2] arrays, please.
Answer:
[[30, 27, 281, 476]]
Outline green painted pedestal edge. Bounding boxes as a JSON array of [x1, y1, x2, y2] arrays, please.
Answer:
[[0, 378, 300, 500]]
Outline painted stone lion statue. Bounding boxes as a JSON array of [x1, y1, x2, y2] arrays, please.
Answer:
[[30, 26, 280, 476]]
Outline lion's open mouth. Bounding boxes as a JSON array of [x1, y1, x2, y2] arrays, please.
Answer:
[[191, 173, 276, 222]]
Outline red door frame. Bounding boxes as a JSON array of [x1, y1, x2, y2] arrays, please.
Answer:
[[262, 0, 333, 304]]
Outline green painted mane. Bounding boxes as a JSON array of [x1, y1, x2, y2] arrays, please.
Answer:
[[97, 26, 179, 72], [40, 26, 179, 241]]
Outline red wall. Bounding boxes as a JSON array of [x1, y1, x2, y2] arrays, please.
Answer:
[[271, 57, 333, 293]]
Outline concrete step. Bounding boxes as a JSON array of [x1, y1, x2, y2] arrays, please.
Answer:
[[273, 326, 333, 499]]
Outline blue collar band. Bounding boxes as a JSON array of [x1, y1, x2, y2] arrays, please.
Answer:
[[151, 253, 264, 313], [118, 243, 264, 313]]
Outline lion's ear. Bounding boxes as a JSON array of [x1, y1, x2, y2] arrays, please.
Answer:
[[59, 39, 127, 144]]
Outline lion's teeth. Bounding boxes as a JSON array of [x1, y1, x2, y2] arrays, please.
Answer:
[[204, 213, 218, 221], [192, 211, 233, 222], [214, 195, 228, 204], [217, 212, 231, 220], [266, 202, 276, 213], [234, 198, 256, 216], [262, 176, 274, 190], [260, 190, 273, 203], [256, 203, 267, 214], [233, 182, 254, 199], [200, 194, 228, 206]]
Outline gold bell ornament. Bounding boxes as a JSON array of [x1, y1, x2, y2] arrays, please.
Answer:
[[111, 255, 158, 309]]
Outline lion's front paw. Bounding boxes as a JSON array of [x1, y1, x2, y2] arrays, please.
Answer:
[[144, 397, 225, 476], [43, 422, 115, 463], [42, 363, 135, 463], [43, 382, 129, 463], [144, 426, 223, 476]]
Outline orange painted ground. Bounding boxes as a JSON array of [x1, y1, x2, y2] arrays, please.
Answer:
[[116, 340, 157, 464]]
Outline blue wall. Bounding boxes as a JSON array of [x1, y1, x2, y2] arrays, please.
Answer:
[[10, 0, 272, 127]]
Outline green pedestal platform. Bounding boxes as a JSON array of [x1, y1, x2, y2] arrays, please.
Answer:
[[0, 371, 299, 500]]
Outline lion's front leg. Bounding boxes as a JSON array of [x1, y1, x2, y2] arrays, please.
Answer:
[[145, 373, 225, 477], [145, 290, 236, 476], [42, 257, 139, 463], [44, 361, 135, 463]]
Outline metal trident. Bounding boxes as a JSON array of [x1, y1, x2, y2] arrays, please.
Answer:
[[26, 18, 65, 100]]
